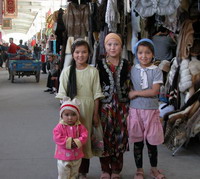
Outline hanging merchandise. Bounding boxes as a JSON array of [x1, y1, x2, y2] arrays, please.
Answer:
[[2, 18, 12, 29], [4, 0, 18, 18], [62, 2, 89, 39], [0, 31, 2, 43], [176, 19, 195, 59], [188, 0, 200, 18], [31, 36, 37, 47], [190, 20, 200, 57], [47, 34, 57, 54], [47, 40, 57, 54], [132, 0, 181, 18], [189, 57, 200, 76], [46, 14, 54, 29], [54, 8, 65, 53], [131, 8, 141, 54], [0, 0, 2, 25], [105, 0, 120, 32], [45, 11, 54, 37], [62, 1, 90, 68], [178, 59, 192, 93], [164, 89, 200, 153]]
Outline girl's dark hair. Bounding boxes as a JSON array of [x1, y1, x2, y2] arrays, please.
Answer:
[[67, 39, 90, 99], [137, 41, 155, 55], [158, 26, 168, 33]]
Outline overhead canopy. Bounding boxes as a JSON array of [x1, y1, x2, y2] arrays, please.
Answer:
[[1, 0, 65, 37]]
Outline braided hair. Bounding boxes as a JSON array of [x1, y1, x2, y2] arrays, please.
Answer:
[[67, 39, 91, 99]]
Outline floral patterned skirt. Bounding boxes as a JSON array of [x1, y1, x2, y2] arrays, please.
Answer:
[[100, 95, 129, 156]]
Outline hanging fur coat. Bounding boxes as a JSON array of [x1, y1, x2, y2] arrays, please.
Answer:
[[164, 89, 200, 150], [62, 2, 90, 39]]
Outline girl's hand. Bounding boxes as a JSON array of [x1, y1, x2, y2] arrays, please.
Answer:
[[71, 139, 78, 149], [129, 90, 137, 99], [51, 77, 57, 80], [93, 114, 99, 127]]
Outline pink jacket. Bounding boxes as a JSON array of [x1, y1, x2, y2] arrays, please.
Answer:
[[53, 120, 88, 161]]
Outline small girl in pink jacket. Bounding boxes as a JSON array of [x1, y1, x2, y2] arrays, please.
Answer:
[[53, 97, 88, 179]]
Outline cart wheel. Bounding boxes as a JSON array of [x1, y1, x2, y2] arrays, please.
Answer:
[[11, 73, 14, 83], [36, 73, 40, 82]]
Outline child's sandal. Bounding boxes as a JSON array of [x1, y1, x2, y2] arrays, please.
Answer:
[[100, 172, 111, 179], [150, 170, 166, 179], [111, 173, 120, 179], [134, 171, 144, 179]]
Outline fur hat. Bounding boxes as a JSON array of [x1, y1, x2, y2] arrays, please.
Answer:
[[159, 60, 171, 72], [60, 97, 81, 119]]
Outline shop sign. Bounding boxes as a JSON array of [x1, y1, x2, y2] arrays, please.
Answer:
[[2, 18, 12, 29], [4, 0, 18, 18]]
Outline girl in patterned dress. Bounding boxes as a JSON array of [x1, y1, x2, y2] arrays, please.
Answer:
[[97, 33, 131, 179]]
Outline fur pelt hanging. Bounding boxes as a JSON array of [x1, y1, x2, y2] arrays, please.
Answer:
[[132, 0, 181, 18], [164, 89, 200, 150], [97, 0, 108, 30]]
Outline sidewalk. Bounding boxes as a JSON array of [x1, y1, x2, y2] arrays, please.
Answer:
[[0, 69, 200, 179]]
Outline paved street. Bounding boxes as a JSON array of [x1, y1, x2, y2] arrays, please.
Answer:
[[0, 67, 200, 179]]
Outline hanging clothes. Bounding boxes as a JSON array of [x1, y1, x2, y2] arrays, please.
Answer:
[[62, 2, 90, 68], [54, 8, 66, 54], [176, 19, 195, 59], [105, 0, 120, 32], [190, 20, 200, 57], [132, 0, 181, 18], [62, 2, 90, 39]]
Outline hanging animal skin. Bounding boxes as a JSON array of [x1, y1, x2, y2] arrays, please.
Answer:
[[132, 0, 181, 18]]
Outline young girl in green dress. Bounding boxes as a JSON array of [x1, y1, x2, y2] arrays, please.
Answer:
[[56, 39, 104, 179]]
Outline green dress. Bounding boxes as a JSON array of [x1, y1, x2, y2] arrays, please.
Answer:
[[56, 65, 104, 158]]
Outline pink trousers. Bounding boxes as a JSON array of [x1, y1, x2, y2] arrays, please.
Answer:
[[127, 108, 164, 145]]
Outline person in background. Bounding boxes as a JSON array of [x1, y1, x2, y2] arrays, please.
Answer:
[[97, 33, 131, 179], [8, 38, 27, 54], [0, 43, 8, 68], [24, 42, 29, 50], [152, 26, 176, 63], [18, 39, 30, 54], [0, 48, 3, 68], [51, 61, 61, 93], [56, 39, 104, 179], [33, 43, 41, 60], [53, 97, 88, 179], [0, 43, 6, 67], [41, 41, 47, 74], [44, 54, 59, 93], [19, 40, 25, 49], [127, 39, 165, 179], [7, 38, 28, 79]]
